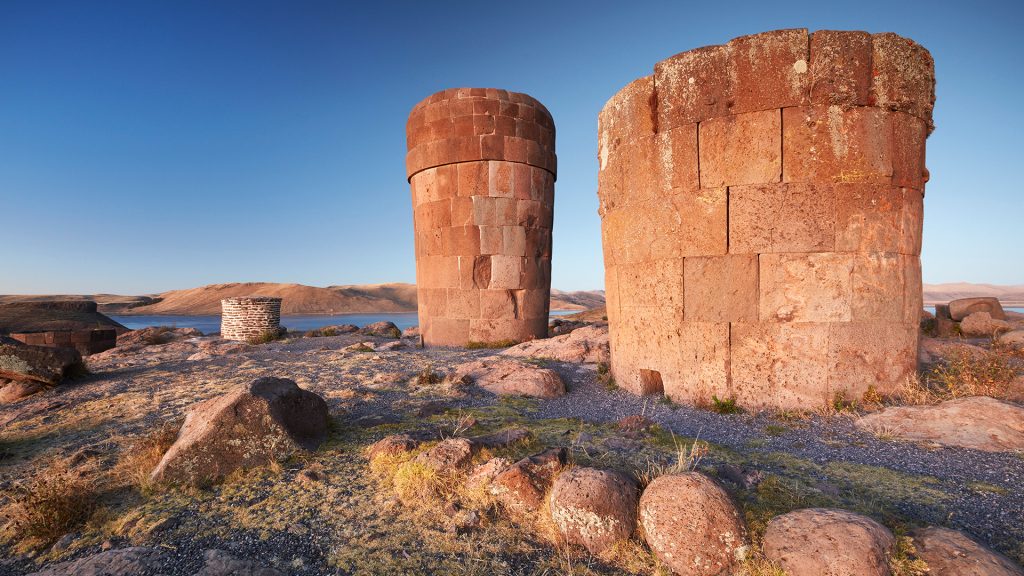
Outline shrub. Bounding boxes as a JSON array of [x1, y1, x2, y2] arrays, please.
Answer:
[[711, 395, 742, 414], [466, 339, 518, 349], [415, 365, 443, 386], [927, 349, 1018, 399], [142, 326, 174, 346], [246, 329, 282, 345], [5, 462, 98, 547]]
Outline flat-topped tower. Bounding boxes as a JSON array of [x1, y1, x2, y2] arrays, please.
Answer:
[[220, 297, 282, 342], [406, 88, 556, 347], [598, 29, 933, 409]]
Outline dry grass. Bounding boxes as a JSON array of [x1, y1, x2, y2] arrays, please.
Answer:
[[2, 460, 98, 550], [636, 434, 709, 488], [465, 339, 518, 349], [889, 347, 1019, 405], [111, 421, 182, 495], [888, 534, 930, 576], [246, 329, 283, 345]]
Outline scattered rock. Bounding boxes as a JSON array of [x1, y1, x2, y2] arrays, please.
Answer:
[[115, 327, 202, 348], [1000, 330, 1024, 350], [402, 325, 421, 339], [375, 340, 406, 352], [360, 321, 401, 338], [491, 447, 567, 515], [449, 358, 565, 398], [548, 319, 587, 336], [415, 400, 449, 417], [549, 467, 638, 555], [150, 377, 330, 484], [344, 341, 377, 353], [295, 468, 322, 485], [470, 427, 532, 449], [366, 434, 419, 461], [0, 337, 82, 385], [501, 325, 609, 364], [466, 457, 512, 492], [639, 472, 748, 576], [322, 324, 359, 334], [194, 549, 285, 576], [762, 508, 894, 576], [855, 396, 1024, 452], [715, 463, 765, 490], [0, 379, 46, 403], [934, 304, 958, 337], [911, 526, 1024, 576], [949, 297, 1007, 321], [616, 414, 653, 435], [26, 547, 164, 576], [960, 311, 1011, 337], [369, 371, 410, 387], [415, 438, 476, 472]]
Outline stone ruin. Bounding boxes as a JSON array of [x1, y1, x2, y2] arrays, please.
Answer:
[[0, 300, 122, 355], [220, 297, 283, 341], [406, 88, 556, 346], [598, 29, 934, 409]]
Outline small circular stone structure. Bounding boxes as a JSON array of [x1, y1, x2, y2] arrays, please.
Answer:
[[598, 29, 934, 409], [406, 88, 556, 347], [220, 297, 282, 342]]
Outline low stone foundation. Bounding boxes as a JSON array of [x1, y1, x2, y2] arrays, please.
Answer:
[[220, 297, 282, 341], [10, 329, 118, 356]]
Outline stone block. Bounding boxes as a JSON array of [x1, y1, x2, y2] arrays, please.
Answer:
[[418, 288, 448, 317], [731, 322, 831, 408], [828, 322, 917, 399], [598, 76, 655, 147], [616, 259, 685, 309], [898, 188, 924, 256], [783, 106, 893, 184], [834, 184, 904, 254], [502, 226, 527, 256], [457, 161, 489, 197], [442, 226, 481, 256], [479, 226, 502, 255], [851, 252, 904, 322], [672, 189, 728, 257], [890, 112, 928, 190], [447, 289, 480, 319], [728, 183, 836, 254], [728, 29, 809, 114], [479, 289, 516, 319], [662, 322, 731, 405], [428, 318, 471, 347], [654, 44, 731, 129], [870, 33, 935, 128], [489, 162, 514, 198], [490, 255, 523, 289], [655, 123, 699, 193], [684, 255, 758, 322], [699, 110, 781, 188], [759, 253, 854, 322], [809, 30, 872, 106], [521, 288, 549, 319], [902, 256, 923, 325]]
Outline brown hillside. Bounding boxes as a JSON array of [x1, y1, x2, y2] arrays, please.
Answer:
[[123, 283, 419, 315]]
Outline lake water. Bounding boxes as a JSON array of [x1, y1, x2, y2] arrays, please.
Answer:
[[111, 310, 579, 335]]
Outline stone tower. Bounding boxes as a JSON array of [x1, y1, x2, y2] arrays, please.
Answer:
[[220, 297, 282, 342], [598, 30, 933, 409], [406, 88, 556, 347]]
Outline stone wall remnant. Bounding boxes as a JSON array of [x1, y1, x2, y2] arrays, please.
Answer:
[[598, 29, 933, 409], [406, 88, 556, 346], [220, 297, 282, 341]]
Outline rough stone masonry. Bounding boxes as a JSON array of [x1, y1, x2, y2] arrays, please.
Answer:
[[220, 297, 282, 341], [598, 29, 933, 409], [406, 88, 556, 346]]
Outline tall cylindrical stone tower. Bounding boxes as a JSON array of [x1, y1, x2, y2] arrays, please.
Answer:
[[220, 297, 283, 342], [598, 29, 933, 409], [406, 88, 556, 347]]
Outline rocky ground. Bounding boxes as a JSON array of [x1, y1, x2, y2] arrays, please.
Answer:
[[1, 321, 1023, 575]]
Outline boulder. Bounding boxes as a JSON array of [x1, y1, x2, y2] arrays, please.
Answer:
[[150, 377, 330, 484], [470, 427, 533, 449], [360, 321, 401, 338], [194, 549, 285, 576], [855, 396, 1024, 452], [491, 447, 567, 515], [402, 325, 421, 339], [26, 547, 163, 576], [949, 297, 1007, 321], [323, 324, 359, 334], [415, 438, 476, 472], [115, 327, 202, 348], [374, 340, 406, 352], [639, 472, 748, 576], [0, 379, 46, 403], [549, 467, 638, 555], [449, 358, 565, 398], [365, 434, 419, 461], [466, 457, 512, 492], [762, 508, 894, 576], [960, 311, 1012, 337], [911, 526, 1024, 576], [918, 337, 987, 365], [0, 337, 82, 385], [934, 304, 958, 337], [549, 319, 587, 336], [1000, 330, 1024, 350], [500, 325, 610, 364]]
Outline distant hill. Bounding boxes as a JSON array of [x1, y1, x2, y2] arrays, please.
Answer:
[[0, 283, 607, 315], [923, 283, 1024, 306]]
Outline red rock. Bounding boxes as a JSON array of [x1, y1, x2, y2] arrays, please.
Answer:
[[763, 508, 894, 576], [728, 29, 809, 114], [870, 33, 936, 129], [699, 109, 781, 187], [809, 30, 872, 106], [911, 526, 1024, 576], [654, 44, 731, 128], [549, 467, 638, 555], [490, 447, 567, 515], [782, 105, 893, 184]]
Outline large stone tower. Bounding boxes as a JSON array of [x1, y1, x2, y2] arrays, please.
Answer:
[[406, 88, 556, 347], [598, 30, 933, 409]]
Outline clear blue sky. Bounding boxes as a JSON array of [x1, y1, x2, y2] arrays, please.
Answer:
[[1, 0, 1021, 294]]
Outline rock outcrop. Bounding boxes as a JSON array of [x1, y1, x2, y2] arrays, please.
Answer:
[[26, 547, 164, 576], [855, 396, 1024, 452], [415, 438, 476, 472], [500, 325, 610, 364], [549, 467, 638, 555], [959, 311, 1012, 337], [449, 358, 565, 398], [150, 377, 330, 484], [360, 321, 402, 338], [949, 297, 1006, 321], [638, 472, 748, 575], [911, 526, 1024, 576], [194, 549, 285, 576], [762, 508, 894, 576]]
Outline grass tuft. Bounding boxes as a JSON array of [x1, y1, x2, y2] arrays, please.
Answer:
[[112, 421, 181, 496], [466, 339, 518, 349], [3, 460, 98, 549]]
